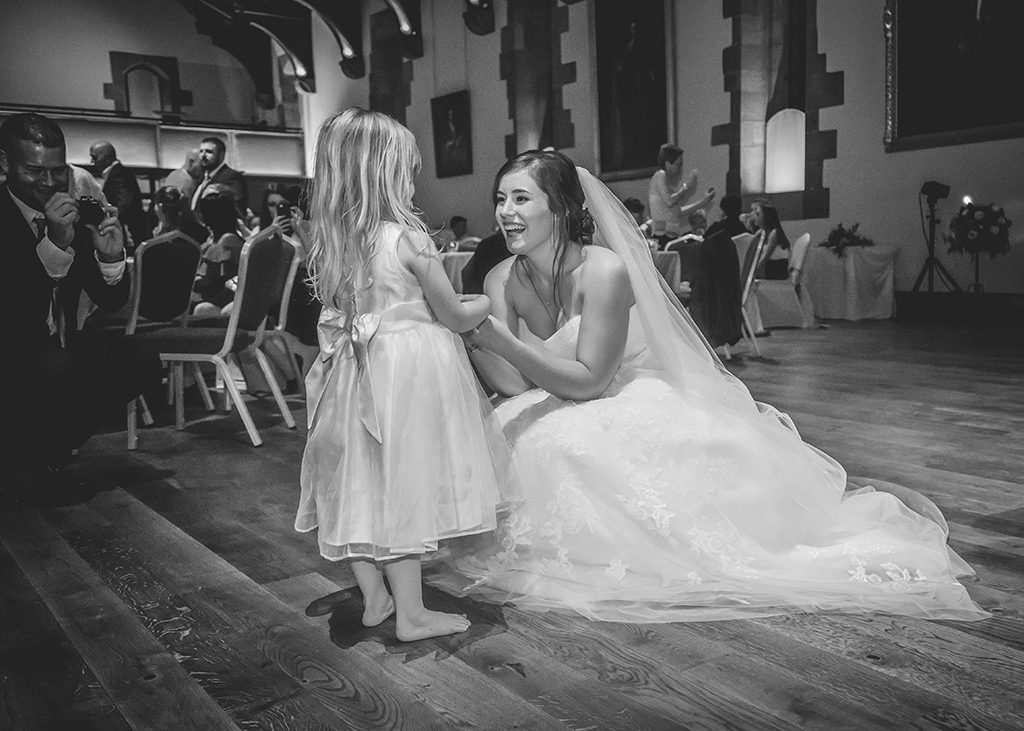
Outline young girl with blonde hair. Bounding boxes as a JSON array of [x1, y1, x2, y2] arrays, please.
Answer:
[[295, 108, 516, 641]]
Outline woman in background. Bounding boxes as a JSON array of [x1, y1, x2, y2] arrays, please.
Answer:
[[191, 184, 245, 318], [750, 200, 790, 280]]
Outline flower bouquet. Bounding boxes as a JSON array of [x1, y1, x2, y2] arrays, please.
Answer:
[[946, 201, 1012, 259], [945, 200, 1012, 293], [818, 222, 874, 258]]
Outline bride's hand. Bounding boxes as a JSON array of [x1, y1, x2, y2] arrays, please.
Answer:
[[468, 315, 515, 354]]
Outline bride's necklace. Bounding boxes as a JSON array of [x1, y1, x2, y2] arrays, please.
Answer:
[[521, 258, 560, 328]]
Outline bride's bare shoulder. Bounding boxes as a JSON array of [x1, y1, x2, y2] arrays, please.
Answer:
[[582, 245, 628, 279]]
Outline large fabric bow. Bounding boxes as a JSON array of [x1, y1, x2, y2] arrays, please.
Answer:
[[310, 309, 383, 442]]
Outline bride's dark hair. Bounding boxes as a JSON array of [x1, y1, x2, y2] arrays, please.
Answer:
[[493, 149, 594, 317]]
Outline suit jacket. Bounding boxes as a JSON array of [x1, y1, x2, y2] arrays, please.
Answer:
[[193, 164, 248, 216], [103, 162, 150, 249], [2, 184, 131, 343]]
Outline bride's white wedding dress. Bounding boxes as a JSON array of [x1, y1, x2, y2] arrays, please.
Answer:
[[444, 308, 987, 622]]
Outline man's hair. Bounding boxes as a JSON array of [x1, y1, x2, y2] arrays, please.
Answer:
[[719, 194, 742, 217], [656, 143, 683, 169], [0, 113, 65, 154], [200, 136, 227, 156], [450, 215, 467, 227], [622, 197, 645, 215]]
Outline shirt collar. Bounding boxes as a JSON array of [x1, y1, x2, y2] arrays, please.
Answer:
[[7, 187, 44, 229], [205, 161, 226, 180], [102, 160, 119, 177]]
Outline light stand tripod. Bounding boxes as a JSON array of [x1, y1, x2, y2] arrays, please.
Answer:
[[912, 193, 962, 293]]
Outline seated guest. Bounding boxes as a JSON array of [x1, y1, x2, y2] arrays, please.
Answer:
[[704, 193, 749, 240], [622, 197, 653, 237], [1, 113, 137, 493], [686, 209, 708, 238], [750, 199, 790, 280], [460, 226, 512, 295], [163, 148, 201, 201], [433, 214, 481, 251], [151, 185, 188, 237], [90, 140, 149, 251], [191, 185, 245, 318]]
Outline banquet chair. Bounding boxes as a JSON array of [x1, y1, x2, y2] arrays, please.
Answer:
[[737, 232, 766, 357], [131, 228, 296, 447], [116, 231, 202, 449], [754, 233, 814, 329], [263, 237, 319, 398]]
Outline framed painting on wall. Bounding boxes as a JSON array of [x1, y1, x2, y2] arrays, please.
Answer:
[[593, 0, 668, 180], [431, 90, 473, 178], [885, 0, 1024, 151]]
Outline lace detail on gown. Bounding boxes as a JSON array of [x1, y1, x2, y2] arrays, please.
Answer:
[[439, 309, 987, 623]]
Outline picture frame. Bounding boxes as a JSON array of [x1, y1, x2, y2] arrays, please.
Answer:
[[593, 0, 669, 180], [884, 0, 1024, 152], [430, 90, 473, 178]]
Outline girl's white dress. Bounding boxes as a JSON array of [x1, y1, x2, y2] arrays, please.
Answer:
[[295, 223, 517, 561], [441, 308, 988, 623]]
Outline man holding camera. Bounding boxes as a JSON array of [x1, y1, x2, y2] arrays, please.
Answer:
[[0, 113, 133, 496]]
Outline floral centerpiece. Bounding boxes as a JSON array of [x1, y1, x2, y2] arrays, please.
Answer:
[[945, 200, 1012, 293], [945, 201, 1012, 259], [818, 222, 874, 258]]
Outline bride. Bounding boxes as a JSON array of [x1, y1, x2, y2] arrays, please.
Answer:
[[446, 149, 987, 623]]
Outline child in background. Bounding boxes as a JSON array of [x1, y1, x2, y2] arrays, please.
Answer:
[[295, 108, 517, 642]]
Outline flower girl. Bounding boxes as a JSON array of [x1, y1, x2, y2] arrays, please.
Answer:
[[295, 108, 517, 641]]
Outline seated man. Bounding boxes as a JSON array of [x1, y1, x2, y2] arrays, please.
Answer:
[[433, 215, 481, 251], [1, 113, 139, 495], [704, 193, 750, 240]]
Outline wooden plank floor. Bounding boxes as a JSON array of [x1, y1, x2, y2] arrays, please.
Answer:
[[1, 319, 1022, 730]]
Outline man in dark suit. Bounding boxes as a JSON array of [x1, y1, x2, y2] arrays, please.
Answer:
[[90, 140, 150, 251], [704, 193, 750, 241], [190, 136, 248, 218], [1, 114, 133, 493]]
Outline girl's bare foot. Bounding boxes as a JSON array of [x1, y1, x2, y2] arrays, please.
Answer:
[[362, 593, 396, 627], [396, 609, 470, 642]]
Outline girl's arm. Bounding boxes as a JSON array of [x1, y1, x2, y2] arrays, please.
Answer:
[[464, 259, 533, 397], [400, 230, 489, 332], [470, 249, 633, 401]]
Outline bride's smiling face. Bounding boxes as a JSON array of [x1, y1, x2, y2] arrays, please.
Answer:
[[495, 169, 554, 256]]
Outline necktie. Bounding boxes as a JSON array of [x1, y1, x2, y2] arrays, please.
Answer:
[[192, 174, 211, 212], [36, 216, 67, 346]]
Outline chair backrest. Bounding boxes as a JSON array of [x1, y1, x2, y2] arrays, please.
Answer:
[[127, 231, 202, 334], [732, 232, 755, 275], [274, 238, 304, 332], [666, 238, 703, 285], [739, 231, 767, 306], [789, 233, 812, 277], [224, 227, 294, 341]]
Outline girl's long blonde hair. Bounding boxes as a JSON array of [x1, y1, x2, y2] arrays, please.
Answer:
[[305, 108, 430, 309]]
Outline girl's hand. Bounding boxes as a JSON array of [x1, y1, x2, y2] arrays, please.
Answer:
[[468, 315, 516, 354]]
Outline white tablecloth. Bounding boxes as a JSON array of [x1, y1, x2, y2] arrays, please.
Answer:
[[441, 252, 473, 294], [802, 245, 897, 320]]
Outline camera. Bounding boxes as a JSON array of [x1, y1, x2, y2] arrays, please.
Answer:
[[78, 196, 106, 226], [276, 200, 292, 218]]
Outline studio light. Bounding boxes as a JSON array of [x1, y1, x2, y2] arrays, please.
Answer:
[[920, 180, 950, 203]]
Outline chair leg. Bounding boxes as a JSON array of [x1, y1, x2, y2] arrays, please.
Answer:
[[191, 362, 215, 411], [139, 394, 154, 426], [740, 310, 761, 357], [214, 357, 262, 447], [173, 362, 186, 430], [254, 347, 296, 429], [165, 361, 174, 405], [127, 399, 138, 450]]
